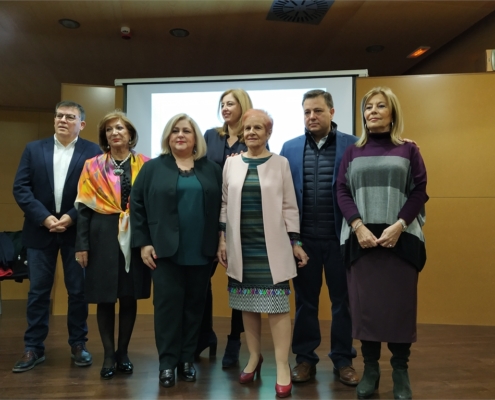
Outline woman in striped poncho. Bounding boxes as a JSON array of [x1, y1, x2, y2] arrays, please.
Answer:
[[337, 87, 428, 400]]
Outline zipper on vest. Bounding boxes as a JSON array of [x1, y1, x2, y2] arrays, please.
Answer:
[[313, 149, 320, 237]]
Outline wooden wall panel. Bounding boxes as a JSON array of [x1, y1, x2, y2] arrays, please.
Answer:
[[418, 198, 495, 325], [0, 109, 54, 302], [355, 74, 495, 198]]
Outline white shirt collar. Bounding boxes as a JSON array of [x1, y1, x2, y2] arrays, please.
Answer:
[[54, 134, 78, 148]]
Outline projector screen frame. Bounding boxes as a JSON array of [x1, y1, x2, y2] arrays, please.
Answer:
[[117, 69, 368, 157]]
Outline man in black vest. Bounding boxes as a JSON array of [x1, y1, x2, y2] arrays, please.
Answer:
[[280, 90, 359, 386]]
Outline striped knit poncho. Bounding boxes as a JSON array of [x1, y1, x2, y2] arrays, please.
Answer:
[[336, 133, 428, 271]]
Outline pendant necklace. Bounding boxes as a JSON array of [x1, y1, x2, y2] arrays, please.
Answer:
[[110, 152, 132, 176]]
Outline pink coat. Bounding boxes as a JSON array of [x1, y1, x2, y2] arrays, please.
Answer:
[[220, 153, 300, 284]]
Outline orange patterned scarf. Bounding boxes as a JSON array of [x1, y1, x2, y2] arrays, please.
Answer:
[[75, 152, 149, 271]]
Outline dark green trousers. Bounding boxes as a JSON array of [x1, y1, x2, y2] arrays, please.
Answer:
[[152, 258, 210, 370]]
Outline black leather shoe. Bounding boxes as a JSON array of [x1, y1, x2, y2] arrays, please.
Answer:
[[116, 352, 133, 374], [178, 362, 196, 382], [12, 350, 45, 373], [71, 343, 92, 367], [100, 366, 116, 379], [159, 369, 175, 387], [117, 360, 133, 374]]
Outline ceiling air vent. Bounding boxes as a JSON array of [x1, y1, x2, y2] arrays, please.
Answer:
[[267, 0, 334, 25]]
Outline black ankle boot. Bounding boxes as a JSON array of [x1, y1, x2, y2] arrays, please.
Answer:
[[194, 331, 217, 360], [392, 369, 412, 399], [388, 343, 412, 400], [222, 335, 241, 368], [357, 364, 380, 399], [356, 340, 381, 399]]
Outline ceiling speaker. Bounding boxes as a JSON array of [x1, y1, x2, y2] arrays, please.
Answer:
[[267, 0, 334, 25]]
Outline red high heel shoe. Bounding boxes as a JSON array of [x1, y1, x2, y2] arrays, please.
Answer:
[[275, 381, 292, 398], [239, 354, 263, 383], [275, 364, 292, 398]]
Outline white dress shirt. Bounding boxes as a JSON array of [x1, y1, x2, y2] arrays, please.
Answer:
[[53, 135, 78, 213]]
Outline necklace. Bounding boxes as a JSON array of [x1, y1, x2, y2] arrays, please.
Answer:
[[110, 153, 132, 176]]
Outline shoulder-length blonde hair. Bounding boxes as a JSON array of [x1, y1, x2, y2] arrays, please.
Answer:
[[98, 110, 138, 152], [216, 89, 253, 140], [160, 113, 207, 160], [356, 86, 404, 147]]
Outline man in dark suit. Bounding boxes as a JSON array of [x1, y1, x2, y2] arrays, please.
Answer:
[[280, 90, 359, 386], [12, 101, 101, 372]]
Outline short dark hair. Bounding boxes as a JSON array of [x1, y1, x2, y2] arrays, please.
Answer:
[[55, 101, 85, 121], [98, 111, 138, 152], [302, 90, 334, 109], [242, 109, 273, 132]]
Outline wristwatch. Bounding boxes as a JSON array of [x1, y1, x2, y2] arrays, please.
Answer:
[[398, 218, 408, 232]]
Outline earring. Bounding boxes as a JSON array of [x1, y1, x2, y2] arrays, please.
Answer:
[[390, 121, 394, 128], [129, 139, 133, 145], [106, 145, 110, 150]]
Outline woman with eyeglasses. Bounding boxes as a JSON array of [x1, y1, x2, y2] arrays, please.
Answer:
[[75, 111, 151, 379]]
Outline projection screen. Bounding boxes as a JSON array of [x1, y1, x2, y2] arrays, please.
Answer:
[[116, 70, 367, 158]]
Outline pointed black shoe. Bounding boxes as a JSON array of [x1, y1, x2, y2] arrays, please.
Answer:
[[178, 362, 196, 382], [159, 369, 175, 387]]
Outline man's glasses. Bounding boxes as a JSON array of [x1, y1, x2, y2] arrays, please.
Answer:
[[55, 113, 79, 122]]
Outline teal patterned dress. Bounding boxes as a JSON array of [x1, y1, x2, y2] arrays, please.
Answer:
[[228, 155, 291, 314]]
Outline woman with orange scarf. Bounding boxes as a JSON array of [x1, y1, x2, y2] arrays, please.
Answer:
[[75, 111, 151, 379]]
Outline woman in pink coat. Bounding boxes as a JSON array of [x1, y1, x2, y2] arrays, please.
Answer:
[[217, 109, 309, 398]]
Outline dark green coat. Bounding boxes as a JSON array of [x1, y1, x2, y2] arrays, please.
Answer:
[[130, 154, 222, 258]]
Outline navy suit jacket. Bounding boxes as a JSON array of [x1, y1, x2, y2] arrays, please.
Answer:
[[13, 136, 102, 249], [280, 130, 358, 240]]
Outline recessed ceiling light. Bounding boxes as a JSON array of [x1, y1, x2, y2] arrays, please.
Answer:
[[407, 46, 430, 58], [366, 45, 384, 53], [170, 28, 189, 38], [59, 19, 80, 29]]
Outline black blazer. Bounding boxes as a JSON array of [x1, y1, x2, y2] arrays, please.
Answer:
[[130, 154, 222, 258], [13, 136, 102, 249], [204, 128, 248, 168]]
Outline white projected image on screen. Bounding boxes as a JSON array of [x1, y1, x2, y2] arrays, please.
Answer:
[[151, 88, 324, 156], [126, 73, 360, 158]]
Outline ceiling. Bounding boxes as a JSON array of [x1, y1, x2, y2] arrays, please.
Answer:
[[1, 0, 495, 111]]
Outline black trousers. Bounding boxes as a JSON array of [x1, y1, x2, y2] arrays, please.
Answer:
[[152, 258, 211, 370]]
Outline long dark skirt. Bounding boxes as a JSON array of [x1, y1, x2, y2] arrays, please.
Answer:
[[347, 247, 418, 343]]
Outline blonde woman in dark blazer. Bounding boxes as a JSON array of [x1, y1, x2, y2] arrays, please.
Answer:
[[198, 88, 252, 366], [131, 113, 222, 388]]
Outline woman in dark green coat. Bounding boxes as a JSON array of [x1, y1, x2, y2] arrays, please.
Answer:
[[130, 113, 222, 388]]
